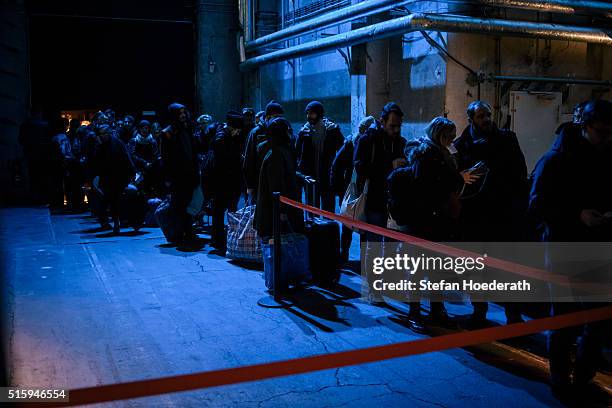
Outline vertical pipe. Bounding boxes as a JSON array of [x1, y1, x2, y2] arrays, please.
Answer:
[[272, 191, 282, 301]]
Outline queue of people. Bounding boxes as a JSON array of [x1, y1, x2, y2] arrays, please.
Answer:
[[18, 98, 612, 396]]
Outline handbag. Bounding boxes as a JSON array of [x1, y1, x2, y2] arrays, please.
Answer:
[[340, 144, 375, 231]]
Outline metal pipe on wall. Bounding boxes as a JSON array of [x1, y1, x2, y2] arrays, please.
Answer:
[[245, 0, 412, 52], [478, 0, 612, 17], [240, 13, 612, 70], [490, 75, 612, 85], [245, 0, 612, 52]]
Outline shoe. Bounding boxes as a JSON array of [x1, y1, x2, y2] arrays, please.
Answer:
[[429, 306, 456, 329], [506, 315, 525, 325], [112, 218, 120, 235], [465, 313, 489, 329], [405, 311, 427, 333]]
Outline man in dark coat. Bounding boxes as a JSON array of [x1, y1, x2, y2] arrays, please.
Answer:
[[295, 101, 344, 212], [160, 103, 200, 243], [529, 99, 612, 397], [254, 117, 304, 239], [243, 101, 288, 203], [354, 102, 407, 304], [90, 124, 135, 234], [453, 100, 528, 326], [209, 110, 245, 249]]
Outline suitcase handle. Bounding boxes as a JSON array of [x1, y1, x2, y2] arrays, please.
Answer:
[[303, 176, 317, 222]]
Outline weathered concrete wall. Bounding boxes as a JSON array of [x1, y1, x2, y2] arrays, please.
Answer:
[[0, 0, 29, 200], [245, 1, 612, 145], [196, 0, 242, 120], [445, 34, 612, 135]]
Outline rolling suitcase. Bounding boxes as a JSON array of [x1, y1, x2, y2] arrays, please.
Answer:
[[303, 177, 341, 286]]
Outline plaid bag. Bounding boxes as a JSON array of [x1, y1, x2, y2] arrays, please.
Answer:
[[226, 205, 262, 262]]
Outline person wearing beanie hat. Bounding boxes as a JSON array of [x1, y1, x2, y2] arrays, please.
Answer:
[[242, 107, 256, 136], [206, 110, 246, 249], [264, 100, 284, 118], [159, 102, 200, 244], [243, 102, 293, 203], [296, 100, 344, 212]]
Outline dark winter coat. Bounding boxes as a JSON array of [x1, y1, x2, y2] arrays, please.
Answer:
[[127, 134, 159, 172], [529, 123, 612, 242], [254, 118, 304, 238], [453, 124, 528, 240], [160, 125, 200, 194], [330, 133, 359, 196], [296, 117, 344, 191], [243, 123, 268, 192], [91, 136, 135, 197], [209, 125, 245, 199], [388, 136, 464, 241], [353, 120, 407, 212]]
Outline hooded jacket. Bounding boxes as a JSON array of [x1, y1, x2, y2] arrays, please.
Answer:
[[254, 117, 304, 238], [387, 136, 463, 240], [529, 123, 612, 242]]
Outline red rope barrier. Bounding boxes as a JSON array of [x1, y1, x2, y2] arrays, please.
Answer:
[[41, 305, 612, 407], [280, 196, 577, 287]]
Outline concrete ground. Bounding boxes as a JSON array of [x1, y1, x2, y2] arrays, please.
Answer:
[[1, 207, 610, 407]]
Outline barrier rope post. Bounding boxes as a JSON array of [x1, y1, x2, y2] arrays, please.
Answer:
[[257, 192, 293, 308], [273, 191, 282, 301]]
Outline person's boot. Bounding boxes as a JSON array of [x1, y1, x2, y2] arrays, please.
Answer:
[[112, 217, 120, 235], [406, 302, 426, 333], [429, 303, 456, 329], [466, 302, 489, 329]]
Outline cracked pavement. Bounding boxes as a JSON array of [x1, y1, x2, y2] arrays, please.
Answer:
[[1, 208, 569, 407]]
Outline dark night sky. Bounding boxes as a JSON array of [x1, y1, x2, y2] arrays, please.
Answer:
[[27, 0, 195, 117]]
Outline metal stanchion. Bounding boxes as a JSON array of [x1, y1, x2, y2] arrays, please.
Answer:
[[258, 192, 293, 308]]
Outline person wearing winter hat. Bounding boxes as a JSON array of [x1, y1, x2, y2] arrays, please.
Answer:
[[296, 100, 344, 212], [243, 101, 293, 203], [207, 110, 246, 249]]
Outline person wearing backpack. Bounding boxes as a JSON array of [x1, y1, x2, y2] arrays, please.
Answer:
[[331, 115, 376, 263], [387, 117, 479, 331]]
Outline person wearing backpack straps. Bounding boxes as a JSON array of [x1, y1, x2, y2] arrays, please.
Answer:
[[354, 103, 407, 304]]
